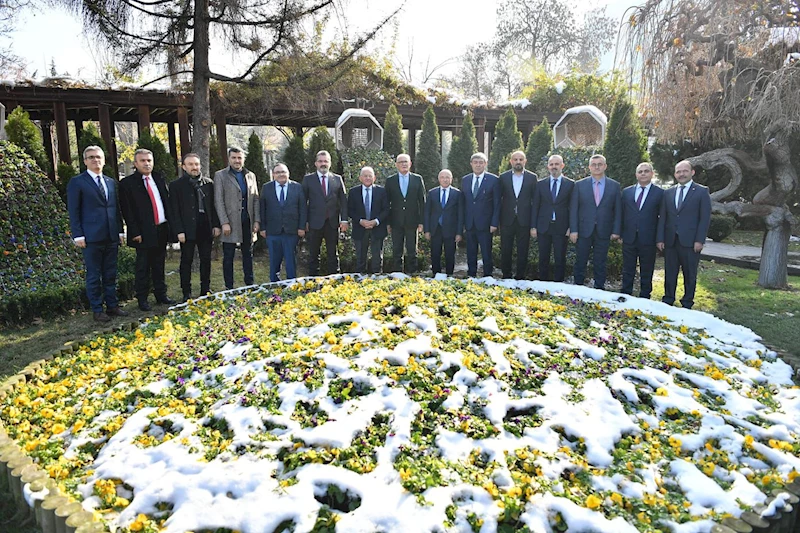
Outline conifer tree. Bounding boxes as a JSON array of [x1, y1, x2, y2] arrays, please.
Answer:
[[383, 104, 404, 158], [137, 130, 177, 182], [282, 133, 307, 183], [415, 106, 441, 190], [525, 117, 553, 172], [209, 135, 225, 176], [488, 107, 523, 174], [447, 113, 479, 181], [603, 98, 648, 188], [5, 107, 52, 174], [244, 131, 268, 188], [77, 122, 114, 177], [306, 127, 338, 174]]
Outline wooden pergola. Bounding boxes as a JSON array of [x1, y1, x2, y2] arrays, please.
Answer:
[[0, 83, 561, 179]]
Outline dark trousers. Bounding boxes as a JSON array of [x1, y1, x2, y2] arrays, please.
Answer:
[[222, 217, 254, 289], [430, 227, 456, 275], [663, 242, 701, 309], [267, 233, 299, 282], [500, 221, 531, 279], [621, 236, 657, 299], [537, 227, 568, 282], [465, 227, 493, 277], [391, 225, 418, 272], [180, 215, 212, 297], [82, 239, 119, 312], [135, 224, 169, 303], [307, 221, 339, 276], [574, 229, 611, 289], [353, 229, 384, 274]]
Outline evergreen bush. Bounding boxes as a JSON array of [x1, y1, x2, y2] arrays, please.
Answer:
[[5, 107, 51, 174], [525, 117, 553, 172], [245, 131, 269, 189], [340, 148, 395, 188], [488, 107, 523, 175], [282, 134, 307, 182], [707, 214, 737, 242], [136, 130, 177, 182], [78, 122, 115, 177], [209, 135, 225, 175], [383, 104, 404, 158], [415, 106, 441, 190], [448, 113, 479, 180], [603, 98, 648, 188], [539, 147, 603, 180], [306, 127, 338, 175]]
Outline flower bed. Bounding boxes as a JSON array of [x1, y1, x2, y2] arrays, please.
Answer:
[[1, 276, 799, 533]]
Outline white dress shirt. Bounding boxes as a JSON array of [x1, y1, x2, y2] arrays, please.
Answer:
[[635, 183, 651, 210], [512, 172, 524, 198], [675, 180, 693, 208]]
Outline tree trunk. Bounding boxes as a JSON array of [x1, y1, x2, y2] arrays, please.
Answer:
[[192, 0, 211, 176], [759, 211, 791, 289]]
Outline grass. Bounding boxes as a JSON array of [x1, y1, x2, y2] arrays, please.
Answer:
[[725, 230, 800, 252]]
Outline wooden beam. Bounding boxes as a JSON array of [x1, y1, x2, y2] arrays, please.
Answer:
[[98, 104, 118, 179], [475, 117, 486, 155], [177, 107, 190, 157], [407, 129, 417, 172], [215, 111, 228, 164], [40, 121, 56, 181], [138, 104, 151, 135], [74, 120, 84, 149], [486, 129, 493, 162], [167, 122, 179, 177], [53, 101, 71, 164]]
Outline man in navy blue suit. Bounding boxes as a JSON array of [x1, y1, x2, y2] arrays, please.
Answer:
[[424, 169, 464, 276], [259, 163, 306, 282], [499, 151, 538, 280], [462, 152, 500, 277], [67, 146, 128, 322], [569, 154, 622, 289], [348, 166, 389, 274], [657, 160, 711, 309], [531, 155, 574, 282], [621, 162, 664, 299]]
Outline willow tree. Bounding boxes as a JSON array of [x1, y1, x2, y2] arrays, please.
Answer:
[[623, 0, 799, 288], [62, 0, 398, 173]]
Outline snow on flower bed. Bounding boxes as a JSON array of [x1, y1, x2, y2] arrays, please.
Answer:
[[2, 276, 799, 533]]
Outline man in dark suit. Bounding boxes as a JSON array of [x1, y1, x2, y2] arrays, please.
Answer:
[[569, 154, 622, 289], [462, 152, 500, 277], [621, 162, 664, 299], [302, 150, 348, 276], [169, 153, 221, 301], [385, 153, 425, 273], [657, 160, 712, 309], [259, 163, 306, 282], [67, 146, 128, 322], [424, 169, 464, 276], [347, 166, 389, 274], [120, 148, 175, 311], [531, 155, 574, 282], [499, 150, 538, 279]]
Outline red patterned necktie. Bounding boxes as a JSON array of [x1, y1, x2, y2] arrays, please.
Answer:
[[145, 176, 159, 225]]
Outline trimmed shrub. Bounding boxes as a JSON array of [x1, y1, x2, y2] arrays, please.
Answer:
[[383, 104, 404, 158], [448, 113, 479, 180], [539, 147, 603, 180], [525, 117, 553, 172], [78, 122, 115, 177], [245, 131, 269, 189], [5, 107, 51, 174], [340, 148, 395, 188], [137, 130, 177, 182], [282, 134, 307, 183], [707, 214, 737, 242], [415, 106, 441, 190], [209, 135, 226, 175], [488, 107, 523, 175], [603, 98, 648, 188], [306, 127, 338, 175]]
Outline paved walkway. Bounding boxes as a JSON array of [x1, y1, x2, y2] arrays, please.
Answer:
[[701, 241, 800, 275]]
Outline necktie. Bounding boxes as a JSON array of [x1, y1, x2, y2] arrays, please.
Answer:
[[320, 174, 327, 196], [145, 176, 159, 225], [636, 186, 645, 209], [95, 176, 106, 201], [279, 184, 285, 206], [400, 175, 408, 198], [473, 176, 480, 197], [677, 185, 686, 209], [551, 178, 558, 201], [364, 187, 371, 220], [594, 180, 601, 206], [441, 189, 447, 208]]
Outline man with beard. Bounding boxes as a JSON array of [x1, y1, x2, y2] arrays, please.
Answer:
[[302, 150, 348, 275], [498, 150, 538, 279], [531, 155, 574, 282]]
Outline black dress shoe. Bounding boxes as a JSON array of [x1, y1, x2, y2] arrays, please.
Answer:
[[93, 312, 111, 323], [157, 296, 176, 305], [138, 301, 152, 311], [106, 307, 129, 317], [181, 294, 192, 303]]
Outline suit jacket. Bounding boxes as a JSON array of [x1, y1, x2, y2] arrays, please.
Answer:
[[259, 180, 306, 236], [169, 173, 220, 241], [498, 170, 538, 228], [385, 172, 426, 229], [213, 166, 260, 244], [424, 186, 465, 238], [302, 172, 347, 230], [621, 183, 664, 245], [348, 184, 389, 240], [119, 170, 171, 248], [462, 173, 500, 231], [531, 175, 574, 235], [569, 176, 622, 238], [66, 171, 123, 243], [657, 181, 712, 247]]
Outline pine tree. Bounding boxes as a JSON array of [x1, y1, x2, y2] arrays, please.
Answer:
[[447, 113, 479, 181], [245, 131, 268, 188], [525, 117, 553, 172], [282, 133, 307, 182], [137, 130, 177, 182], [306, 127, 338, 174], [415, 106, 441, 190], [77, 122, 114, 177], [603, 98, 649, 188], [209, 135, 225, 176], [5, 107, 52, 174], [488, 107, 523, 175], [383, 104, 404, 158]]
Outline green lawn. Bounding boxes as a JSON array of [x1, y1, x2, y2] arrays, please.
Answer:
[[726, 229, 800, 252]]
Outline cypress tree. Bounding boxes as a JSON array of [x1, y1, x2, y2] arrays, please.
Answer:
[[282, 133, 307, 182], [209, 134, 225, 176], [77, 122, 114, 177], [4, 107, 52, 174], [306, 127, 338, 174], [603, 98, 649, 188], [488, 107, 523, 175], [447, 113, 479, 180], [244, 131, 268, 188], [415, 106, 441, 190], [525, 117, 553, 172], [383, 104, 404, 158], [137, 130, 177, 182]]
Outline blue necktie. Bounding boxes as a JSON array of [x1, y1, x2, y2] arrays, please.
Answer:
[[279, 184, 285, 206], [400, 175, 408, 197], [365, 188, 371, 220], [439, 189, 447, 225]]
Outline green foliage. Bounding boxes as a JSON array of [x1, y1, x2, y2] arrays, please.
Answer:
[[488, 107, 523, 175], [244, 131, 269, 189], [415, 106, 441, 190], [55, 162, 78, 202], [209, 135, 225, 175], [5, 107, 51, 174], [383, 104, 404, 158], [708, 215, 737, 242], [526, 117, 553, 172], [306, 127, 338, 175], [340, 148, 395, 189], [448, 113, 479, 180], [538, 147, 602, 180], [603, 98, 648, 188], [77, 122, 115, 177], [136, 130, 177, 182], [282, 134, 307, 182], [519, 71, 626, 116]]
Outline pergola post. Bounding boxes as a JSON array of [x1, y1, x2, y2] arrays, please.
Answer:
[[177, 107, 191, 158], [475, 117, 486, 155], [167, 122, 179, 176], [40, 121, 56, 181], [407, 128, 417, 170], [98, 104, 118, 178], [53, 102, 71, 164], [137, 104, 151, 135], [214, 111, 228, 164]]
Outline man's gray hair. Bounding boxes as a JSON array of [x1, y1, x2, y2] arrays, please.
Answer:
[[470, 152, 488, 162], [134, 148, 153, 159], [83, 145, 104, 158]]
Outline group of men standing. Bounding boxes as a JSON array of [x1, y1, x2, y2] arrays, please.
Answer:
[[67, 143, 711, 323]]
